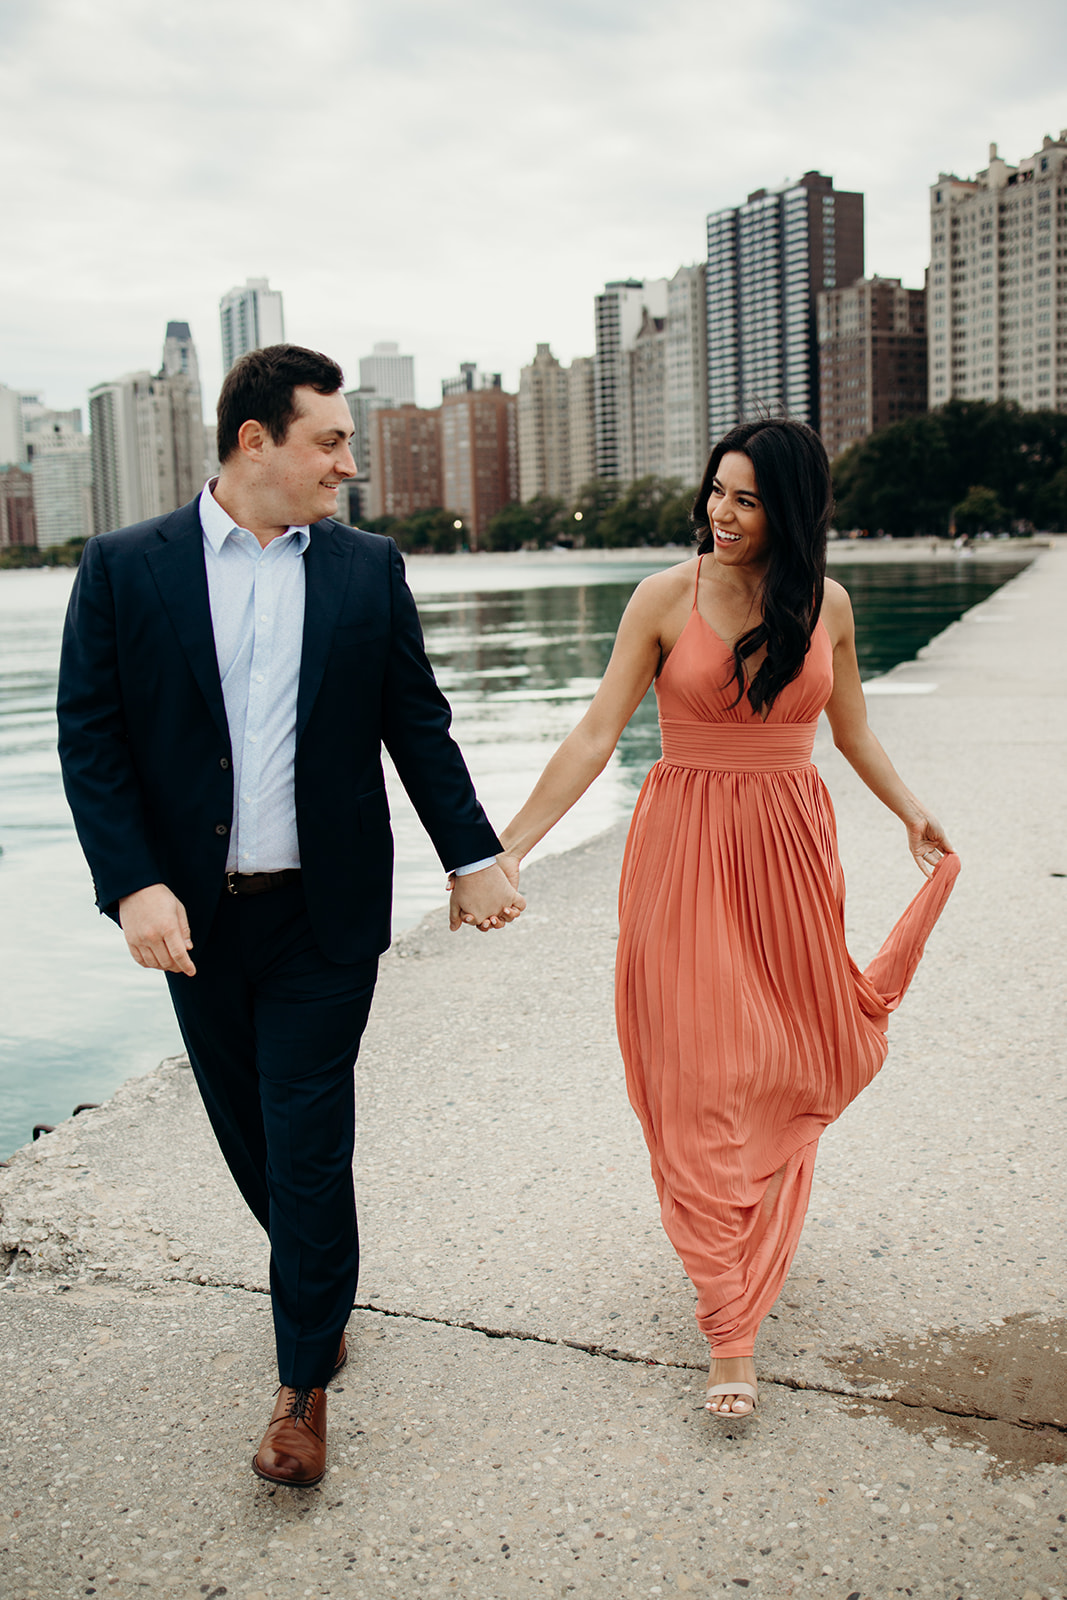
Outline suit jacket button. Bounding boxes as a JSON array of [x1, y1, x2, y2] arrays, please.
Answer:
[[220, 757, 230, 770], [215, 823, 228, 835]]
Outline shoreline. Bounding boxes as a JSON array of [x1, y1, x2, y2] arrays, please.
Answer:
[[1, 532, 1054, 581]]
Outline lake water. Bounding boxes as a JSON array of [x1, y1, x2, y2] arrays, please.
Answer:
[[0, 550, 1029, 1159]]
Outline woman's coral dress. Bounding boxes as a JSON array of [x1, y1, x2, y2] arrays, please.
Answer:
[[615, 564, 959, 1355]]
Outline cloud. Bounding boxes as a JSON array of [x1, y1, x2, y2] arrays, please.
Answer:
[[1, 0, 1064, 416]]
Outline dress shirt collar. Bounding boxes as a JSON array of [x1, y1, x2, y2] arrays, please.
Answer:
[[199, 478, 311, 556]]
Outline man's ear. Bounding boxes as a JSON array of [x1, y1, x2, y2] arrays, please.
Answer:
[[236, 418, 269, 460]]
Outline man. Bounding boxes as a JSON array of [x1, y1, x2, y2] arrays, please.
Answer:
[[57, 344, 521, 1486]]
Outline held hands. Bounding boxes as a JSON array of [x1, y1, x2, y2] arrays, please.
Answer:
[[118, 883, 197, 976], [448, 854, 524, 933], [906, 813, 954, 879]]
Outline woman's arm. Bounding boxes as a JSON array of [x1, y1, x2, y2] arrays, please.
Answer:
[[821, 579, 954, 877], [501, 577, 668, 859], [449, 572, 672, 929]]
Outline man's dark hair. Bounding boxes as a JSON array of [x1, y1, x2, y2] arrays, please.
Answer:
[[216, 344, 345, 463]]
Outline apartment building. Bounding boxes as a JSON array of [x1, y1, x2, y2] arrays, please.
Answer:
[[928, 132, 1067, 412]]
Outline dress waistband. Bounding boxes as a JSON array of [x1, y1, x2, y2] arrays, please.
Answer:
[[658, 719, 816, 772]]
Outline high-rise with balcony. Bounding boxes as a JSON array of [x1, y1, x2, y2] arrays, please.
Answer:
[[706, 171, 864, 439], [928, 132, 1067, 413], [818, 277, 927, 459], [665, 264, 708, 483], [31, 430, 94, 548], [90, 325, 206, 533], [441, 378, 518, 547], [367, 407, 443, 522], [593, 270, 708, 489], [567, 358, 596, 494], [594, 278, 668, 484], [518, 344, 572, 503], [219, 278, 285, 372]]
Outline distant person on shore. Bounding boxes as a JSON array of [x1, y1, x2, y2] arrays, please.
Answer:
[[461, 418, 959, 1419], [57, 345, 522, 1487]]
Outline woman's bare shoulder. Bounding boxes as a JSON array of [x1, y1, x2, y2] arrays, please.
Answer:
[[820, 576, 855, 646], [631, 556, 699, 607]]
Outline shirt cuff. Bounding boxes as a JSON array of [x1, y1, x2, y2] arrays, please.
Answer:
[[452, 856, 498, 876]]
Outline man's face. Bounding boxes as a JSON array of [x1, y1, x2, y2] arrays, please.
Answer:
[[260, 386, 356, 525]]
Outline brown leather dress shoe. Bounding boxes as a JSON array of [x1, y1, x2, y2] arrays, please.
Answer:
[[252, 1386, 327, 1486]]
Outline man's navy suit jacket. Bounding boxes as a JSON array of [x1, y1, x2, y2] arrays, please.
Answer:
[[57, 497, 501, 965]]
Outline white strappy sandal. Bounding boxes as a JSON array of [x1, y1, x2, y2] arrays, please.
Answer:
[[705, 1382, 759, 1418]]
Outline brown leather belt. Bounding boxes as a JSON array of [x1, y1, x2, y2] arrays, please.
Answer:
[[226, 869, 302, 897]]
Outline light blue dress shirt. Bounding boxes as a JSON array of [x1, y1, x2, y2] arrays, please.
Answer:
[[200, 481, 308, 875], [199, 482, 495, 881]]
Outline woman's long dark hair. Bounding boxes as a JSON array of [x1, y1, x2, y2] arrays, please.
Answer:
[[692, 418, 832, 716]]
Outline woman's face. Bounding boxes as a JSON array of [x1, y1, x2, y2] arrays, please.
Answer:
[[706, 452, 771, 573]]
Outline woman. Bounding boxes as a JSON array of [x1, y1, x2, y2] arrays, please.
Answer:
[[454, 419, 959, 1419]]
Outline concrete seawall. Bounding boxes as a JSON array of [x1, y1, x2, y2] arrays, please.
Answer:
[[1, 544, 1064, 1600]]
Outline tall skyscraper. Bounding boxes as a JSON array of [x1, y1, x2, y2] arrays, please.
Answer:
[[89, 373, 145, 532], [594, 278, 668, 484], [219, 278, 285, 372], [592, 269, 708, 490], [818, 277, 927, 460], [440, 382, 518, 546], [666, 264, 708, 483], [706, 171, 864, 439], [628, 308, 668, 482], [368, 406, 443, 522], [31, 431, 94, 548], [358, 342, 415, 405], [928, 132, 1067, 413], [90, 325, 206, 533], [567, 357, 596, 495], [518, 344, 571, 503]]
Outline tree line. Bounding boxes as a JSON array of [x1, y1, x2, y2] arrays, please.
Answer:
[[832, 399, 1067, 537], [360, 476, 699, 554]]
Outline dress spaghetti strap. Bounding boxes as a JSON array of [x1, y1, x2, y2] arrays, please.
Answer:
[[692, 553, 704, 608]]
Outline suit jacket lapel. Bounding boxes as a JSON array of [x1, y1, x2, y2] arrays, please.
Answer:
[[297, 521, 353, 743], [144, 500, 230, 743]]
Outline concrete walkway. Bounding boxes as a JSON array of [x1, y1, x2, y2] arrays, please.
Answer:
[[1, 546, 1065, 1600]]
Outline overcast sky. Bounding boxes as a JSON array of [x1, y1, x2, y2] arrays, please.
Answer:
[[2, 0, 1065, 419]]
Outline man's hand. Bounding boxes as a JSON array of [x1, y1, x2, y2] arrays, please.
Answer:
[[448, 861, 525, 933], [118, 883, 197, 976]]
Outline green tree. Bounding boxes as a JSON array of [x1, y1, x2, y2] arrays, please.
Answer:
[[0, 536, 87, 569], [388, 507, 463, 554], [569, 479, 621, 547], [952, 485, 1008, 536], [655, 487, 698, 547], [832, 399, 1067, 536], [483, 495, 567, 551], [1034, 464, 1067, 531], [597, 476, 683, 548], [833, 413, 955, 535]]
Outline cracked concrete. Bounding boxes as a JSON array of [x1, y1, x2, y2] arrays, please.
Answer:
[[1, 544, 1065, 1599]]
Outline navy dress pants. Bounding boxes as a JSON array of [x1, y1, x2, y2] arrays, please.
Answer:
[[166, 880, 377, 1389]]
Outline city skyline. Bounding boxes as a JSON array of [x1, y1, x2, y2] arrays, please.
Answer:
[[1, 0, 1064, 418]]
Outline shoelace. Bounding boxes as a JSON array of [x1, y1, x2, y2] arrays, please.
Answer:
[[279, 1386, 318, 1426]]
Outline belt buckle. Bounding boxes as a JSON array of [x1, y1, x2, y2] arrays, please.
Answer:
[[226, 871, 240, 896]]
